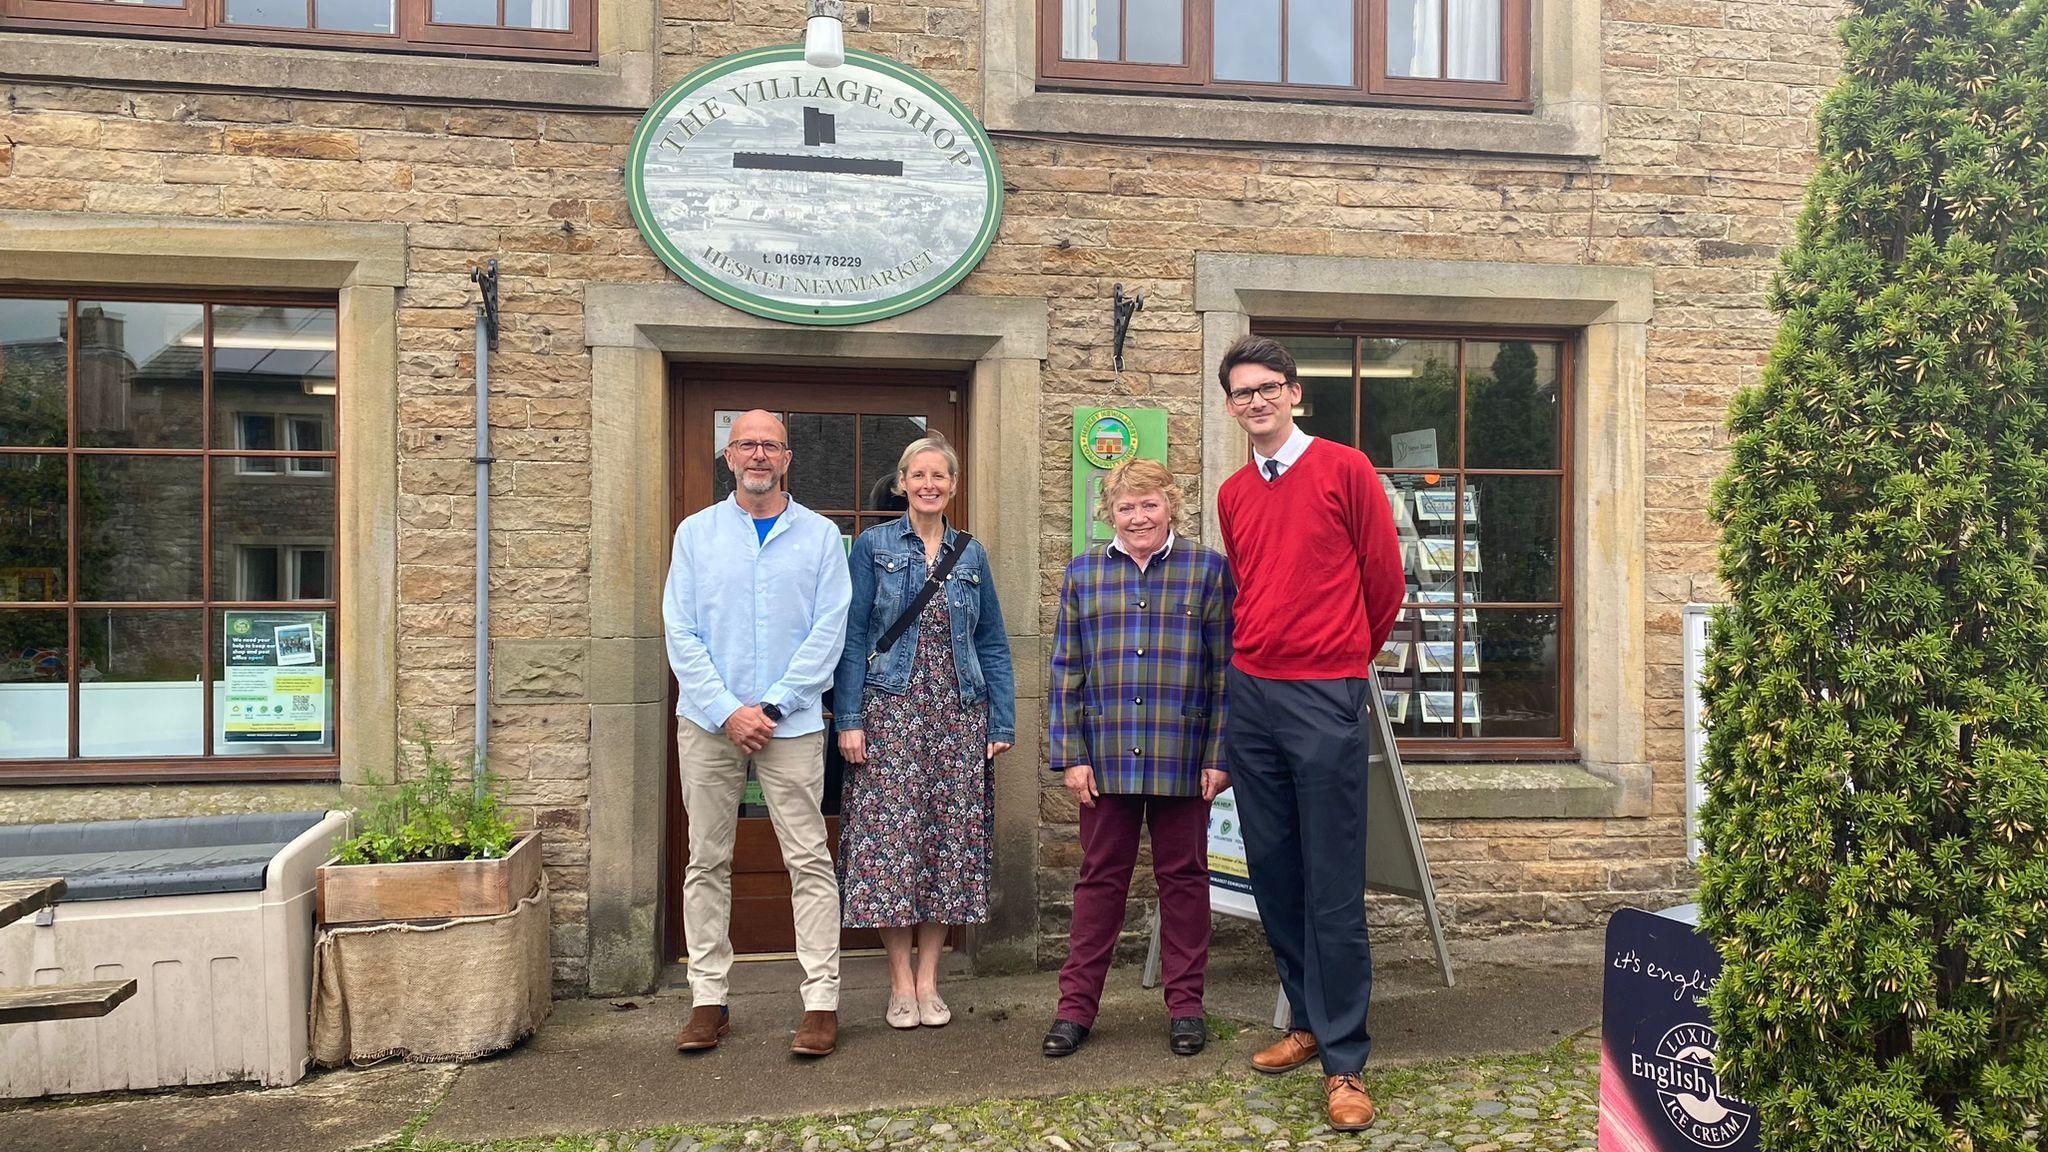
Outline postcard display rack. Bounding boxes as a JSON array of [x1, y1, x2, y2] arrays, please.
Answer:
[[1374, 479, 1482, 735]]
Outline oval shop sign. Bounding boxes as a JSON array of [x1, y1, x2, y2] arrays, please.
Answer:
[[627, 46, 1004, 326]]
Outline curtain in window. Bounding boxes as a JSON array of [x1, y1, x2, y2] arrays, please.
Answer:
[[1065, 0, 1102, 59], [1446, 0, 1499, 81], [519, 0, 569, 29]]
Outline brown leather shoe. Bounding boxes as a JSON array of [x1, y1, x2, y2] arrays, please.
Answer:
[[676, 1004, 729, 1052], [1325, 1074, 1376, 1131], [1251, 1029, 1319, 1073], [790, 1009, 838, 1057]]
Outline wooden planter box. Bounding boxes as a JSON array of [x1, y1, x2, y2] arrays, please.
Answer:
[[315, 830, 542, 926]]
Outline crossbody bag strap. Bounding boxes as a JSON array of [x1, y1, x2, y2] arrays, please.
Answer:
[[871, 531, 975, 661]]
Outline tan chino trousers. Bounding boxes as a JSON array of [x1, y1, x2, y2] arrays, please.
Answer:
[[676, 720, 841, 1011]]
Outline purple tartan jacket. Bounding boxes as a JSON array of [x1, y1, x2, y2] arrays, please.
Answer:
[[1048, 536, 1234, 796]]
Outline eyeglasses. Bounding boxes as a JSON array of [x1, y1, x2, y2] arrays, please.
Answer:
[[727, 439, 788, 456], [1225, 380, 1290, 408]]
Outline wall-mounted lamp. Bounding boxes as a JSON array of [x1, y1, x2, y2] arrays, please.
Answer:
[[805, 0, 845, 68]]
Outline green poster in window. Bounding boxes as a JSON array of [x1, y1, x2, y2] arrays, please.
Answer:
[[1072, 406, 1168, 556], [223, 611, 327, 744]]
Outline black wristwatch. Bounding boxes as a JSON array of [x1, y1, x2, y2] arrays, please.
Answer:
[[759, 702, 785, 723]]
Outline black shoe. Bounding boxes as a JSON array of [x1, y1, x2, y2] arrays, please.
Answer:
[[1169, 1015, 1207, 1056], [1042, 1019, 1090, 1057]]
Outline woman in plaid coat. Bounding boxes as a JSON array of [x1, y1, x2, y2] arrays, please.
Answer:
[[1042, 458, 1234, 1058]]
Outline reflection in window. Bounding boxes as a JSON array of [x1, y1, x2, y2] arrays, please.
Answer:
[[0, 293, 340, 768], [1269, 328, 1569, 750]]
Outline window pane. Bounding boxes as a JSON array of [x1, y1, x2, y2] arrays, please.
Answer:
[[1358, 338, 1457, 470], [209, 306, 337, 450], [1386, 0, 1441, 78], [1286, 0, 1352, 85], [1125, 0, 1182, 63], [213, 457, 337, 601], [76, 301, 204, 450], [78, 456, 203, 602], [859, 414, 932, 515], [785, 412, 857, 515], [0, 454, 67, 602], [504, 0, 568, 29], [1466, 341, 1561, 469], [1470, 475, 1559, 603], [222, 0, 310, 26], [295, 549, 331, 600], [0, 609, 69, 759], [1446, 0, 1501, 80], [1276, 336, 1356, 447], [316, 0, 395, 31], [432, 0, 498, 25], [0, 298, 68, 449], [1401, 474, 1463, 598], [79, 608, 204, 757], [1471, 608, 1560, 738], [212, 609, 335, 757], [1061, 0, 1118, 60], [1213, 0, 1281, 81]]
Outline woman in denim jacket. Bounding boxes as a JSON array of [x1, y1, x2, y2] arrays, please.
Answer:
[[833, 435, 1015, 1031]]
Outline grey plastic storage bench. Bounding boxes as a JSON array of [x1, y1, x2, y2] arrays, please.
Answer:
[[0, 810, 348, 1097]]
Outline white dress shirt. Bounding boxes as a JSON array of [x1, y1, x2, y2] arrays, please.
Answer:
[[1252, 426, 1315, 481]]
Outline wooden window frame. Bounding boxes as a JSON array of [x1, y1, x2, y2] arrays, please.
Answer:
[[0, 0, 595, 61], [0, 287, 343, 786], [1037, 0, 1529, 110], [1255, 321, 1574, 761]]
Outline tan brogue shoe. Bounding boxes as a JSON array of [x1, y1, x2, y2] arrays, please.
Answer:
[[1324, 1074, 1377, 1131], [676, 1004, 729, 1052], [790, 1009, 838, 1057], [1251, 1029, 1319, 1073]]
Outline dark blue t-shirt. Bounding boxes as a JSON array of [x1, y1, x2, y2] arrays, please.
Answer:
[[753, 513, 781, 545]]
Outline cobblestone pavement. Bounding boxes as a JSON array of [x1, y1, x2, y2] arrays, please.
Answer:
[[385, 1034, 1598, 1152]]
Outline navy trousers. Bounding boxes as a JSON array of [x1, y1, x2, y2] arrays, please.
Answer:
[[1224, 667, 1373, 1075]]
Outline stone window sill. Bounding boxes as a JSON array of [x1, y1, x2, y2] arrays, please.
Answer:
[[0, 31, 653, 110], [1404, 762, 1620, 820], [987, 88, 1602, 159]]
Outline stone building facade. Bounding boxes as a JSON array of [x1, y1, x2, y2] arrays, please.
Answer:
[[0, 0, 1844, 995]]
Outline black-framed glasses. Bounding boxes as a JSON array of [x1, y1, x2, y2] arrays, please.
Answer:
[[1225, 380, 1291, 408], [727, 439, 788, 455]]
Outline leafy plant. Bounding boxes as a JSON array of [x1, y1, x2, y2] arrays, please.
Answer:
[[1698, 1, 2048, 1149], [336, 733, 516, 865]]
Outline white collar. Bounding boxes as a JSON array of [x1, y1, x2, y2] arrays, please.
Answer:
[[1108, 529, 1176, 567], [1252, 427, 1313, 476]]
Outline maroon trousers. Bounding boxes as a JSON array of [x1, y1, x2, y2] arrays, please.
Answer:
[[1056, 793, 1211, 1025]]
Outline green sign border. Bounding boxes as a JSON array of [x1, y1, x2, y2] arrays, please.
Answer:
[[627, 46, 1004, 327]]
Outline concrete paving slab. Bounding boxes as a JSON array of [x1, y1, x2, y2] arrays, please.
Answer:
[[0, 1061, 455, 1152]]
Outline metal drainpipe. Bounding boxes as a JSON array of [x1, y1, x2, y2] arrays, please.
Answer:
[[470, 260, 500, 800]]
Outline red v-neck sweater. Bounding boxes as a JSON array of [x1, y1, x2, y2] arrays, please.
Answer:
[[1217, 438, 1406, 680]]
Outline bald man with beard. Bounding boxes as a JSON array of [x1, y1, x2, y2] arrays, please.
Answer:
[[664, 409, 853, 1058]]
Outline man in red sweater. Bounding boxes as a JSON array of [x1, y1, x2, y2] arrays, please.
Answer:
[[1214, 334, 1405, 1132]]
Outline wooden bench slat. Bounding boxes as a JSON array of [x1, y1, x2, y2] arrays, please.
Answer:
[[0, 979, 138, 1025], [0, 877, 67, 931]]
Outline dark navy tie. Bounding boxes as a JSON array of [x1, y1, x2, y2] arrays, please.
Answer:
[[1265, 458, 1284, 481]]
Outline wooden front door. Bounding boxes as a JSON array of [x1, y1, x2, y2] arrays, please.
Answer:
[[665, 364, 967, 959]]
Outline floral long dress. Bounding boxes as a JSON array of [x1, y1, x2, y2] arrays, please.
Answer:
[[838, 592, 993, 927]]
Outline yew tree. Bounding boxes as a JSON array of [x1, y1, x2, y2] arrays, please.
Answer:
[[1698, 1, 2048, 1149]]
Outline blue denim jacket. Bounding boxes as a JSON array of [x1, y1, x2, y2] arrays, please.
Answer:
[[832, 518, 1016, 743]]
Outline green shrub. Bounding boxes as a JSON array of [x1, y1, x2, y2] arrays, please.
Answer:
[[1698, 2, 2048, 1148], [336, 734, 517, 866]]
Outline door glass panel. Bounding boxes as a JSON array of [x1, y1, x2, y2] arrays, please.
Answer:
[[785, 412, 857, 515], [859, 414, 930, 515]]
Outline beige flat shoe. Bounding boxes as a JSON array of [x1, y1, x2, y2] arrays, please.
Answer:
[[886, 994, 919, 1030], [918, 991, 951, 1028]]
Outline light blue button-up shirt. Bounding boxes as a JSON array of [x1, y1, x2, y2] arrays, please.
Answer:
[[662, 493, 852, 737]]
